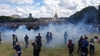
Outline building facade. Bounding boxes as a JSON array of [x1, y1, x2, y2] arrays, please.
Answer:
[[11, 15, 21, 19], [39, 12, 67, 23]]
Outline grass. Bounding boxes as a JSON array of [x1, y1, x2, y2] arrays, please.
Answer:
[[0, 33, 100, 56]]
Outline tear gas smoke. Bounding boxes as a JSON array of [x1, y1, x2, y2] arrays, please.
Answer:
[[0, 23, 93, 47]]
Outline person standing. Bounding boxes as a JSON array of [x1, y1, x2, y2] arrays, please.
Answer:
[[67, 39, 74, 56], [77, 36, 83, 54], [46, 32, 49, 44], [90, 36, 98, 56], [81, 37, 89, 56], [12, 34, 18, 47], [31, 42, 41, 56], [0, 32, 2, 44], [35, 33, 42, 56], [49, 32, 53, 42], [64, 32, 68, 44], [24, 34, 29, 48], [14, 41, 22, 56]]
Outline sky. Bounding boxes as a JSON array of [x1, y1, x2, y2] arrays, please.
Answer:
[[0, 0, 100, 18]]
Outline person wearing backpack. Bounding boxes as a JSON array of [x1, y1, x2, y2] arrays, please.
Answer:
[[67, 39, 74, 56], [90, 36, 98, 56]]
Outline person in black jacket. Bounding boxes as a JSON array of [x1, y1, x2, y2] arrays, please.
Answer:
[[67, 39, 74, 56], [14, 41, 22, 56], [31, 42, 41, 56], [77, 36, 83, 53], [35, 33, 42, 56]]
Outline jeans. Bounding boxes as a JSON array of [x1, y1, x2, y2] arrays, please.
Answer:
[[90, 44, 95, 56]]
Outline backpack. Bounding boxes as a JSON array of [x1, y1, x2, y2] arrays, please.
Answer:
[[90, 38, 94, 43]]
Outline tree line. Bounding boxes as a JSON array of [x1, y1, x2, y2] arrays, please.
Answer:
[[0, 16, 38, 23]]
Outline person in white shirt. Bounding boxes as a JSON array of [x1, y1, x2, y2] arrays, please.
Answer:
[[90, 36, 98, 56]]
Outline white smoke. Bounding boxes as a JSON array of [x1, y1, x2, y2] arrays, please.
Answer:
[[0, 23, 92, 47]]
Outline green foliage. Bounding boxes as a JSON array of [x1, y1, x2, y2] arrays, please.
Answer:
[[0, 16, 38, 22], [0, 16, 14, 22], [67, 6, 99, 24]]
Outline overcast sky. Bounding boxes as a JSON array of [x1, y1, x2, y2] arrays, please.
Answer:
[[0, 0, 100, 18]]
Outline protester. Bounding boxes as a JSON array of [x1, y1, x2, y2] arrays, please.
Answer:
[[77, 36, 83, 54], [14, 41, 22, 56], [24, 34, 29, 48], [64, 31, 68, 44], [49, 32, 53, 42], [12, 34, 18, 48], [90, 36, 99, 56], [81, 36, 89, 56], [0, 32, 2, 44], [67, 39, 74, 56], [35, 33, 42, 56], [31, 42, 41, 56], [46, 32, 50, 44]]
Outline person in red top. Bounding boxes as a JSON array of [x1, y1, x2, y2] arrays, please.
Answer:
[[67, 39, 74, 56]]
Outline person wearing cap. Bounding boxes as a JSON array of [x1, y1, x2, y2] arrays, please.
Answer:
[[67, 39, 74, 56]]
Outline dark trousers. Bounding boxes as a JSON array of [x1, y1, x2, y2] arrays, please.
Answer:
[[34, 49, 40, 56], [18, 53, 21, 56], [13, 41, 17, 47], [25, 41, 28, 48], [0, 39, 1, 44], [69, 49, 74, 56], [90, 44, 95, 56], [81, 47, 88, 56], [77, 46, 81, 53]]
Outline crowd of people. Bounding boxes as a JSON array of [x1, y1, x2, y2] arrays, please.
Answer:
[[10, 32, 100, 56], [0, 27, 100, 56], [0, 22, 40, 31], [68, 35, 100, 56]]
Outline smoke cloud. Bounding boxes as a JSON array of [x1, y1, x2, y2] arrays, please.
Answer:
[[0, 23, 93, 47]]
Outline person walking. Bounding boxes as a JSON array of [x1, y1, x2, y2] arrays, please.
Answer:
[[14, 41, 22, 56], [12, 34, 18, 48], [24, 34, 29, 48]]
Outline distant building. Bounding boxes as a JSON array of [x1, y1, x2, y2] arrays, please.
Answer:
[[29, 13, 32, 18], [39, 12, 67, 23], [39, 17, 52, 22], [11, 15, 21, 19]]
